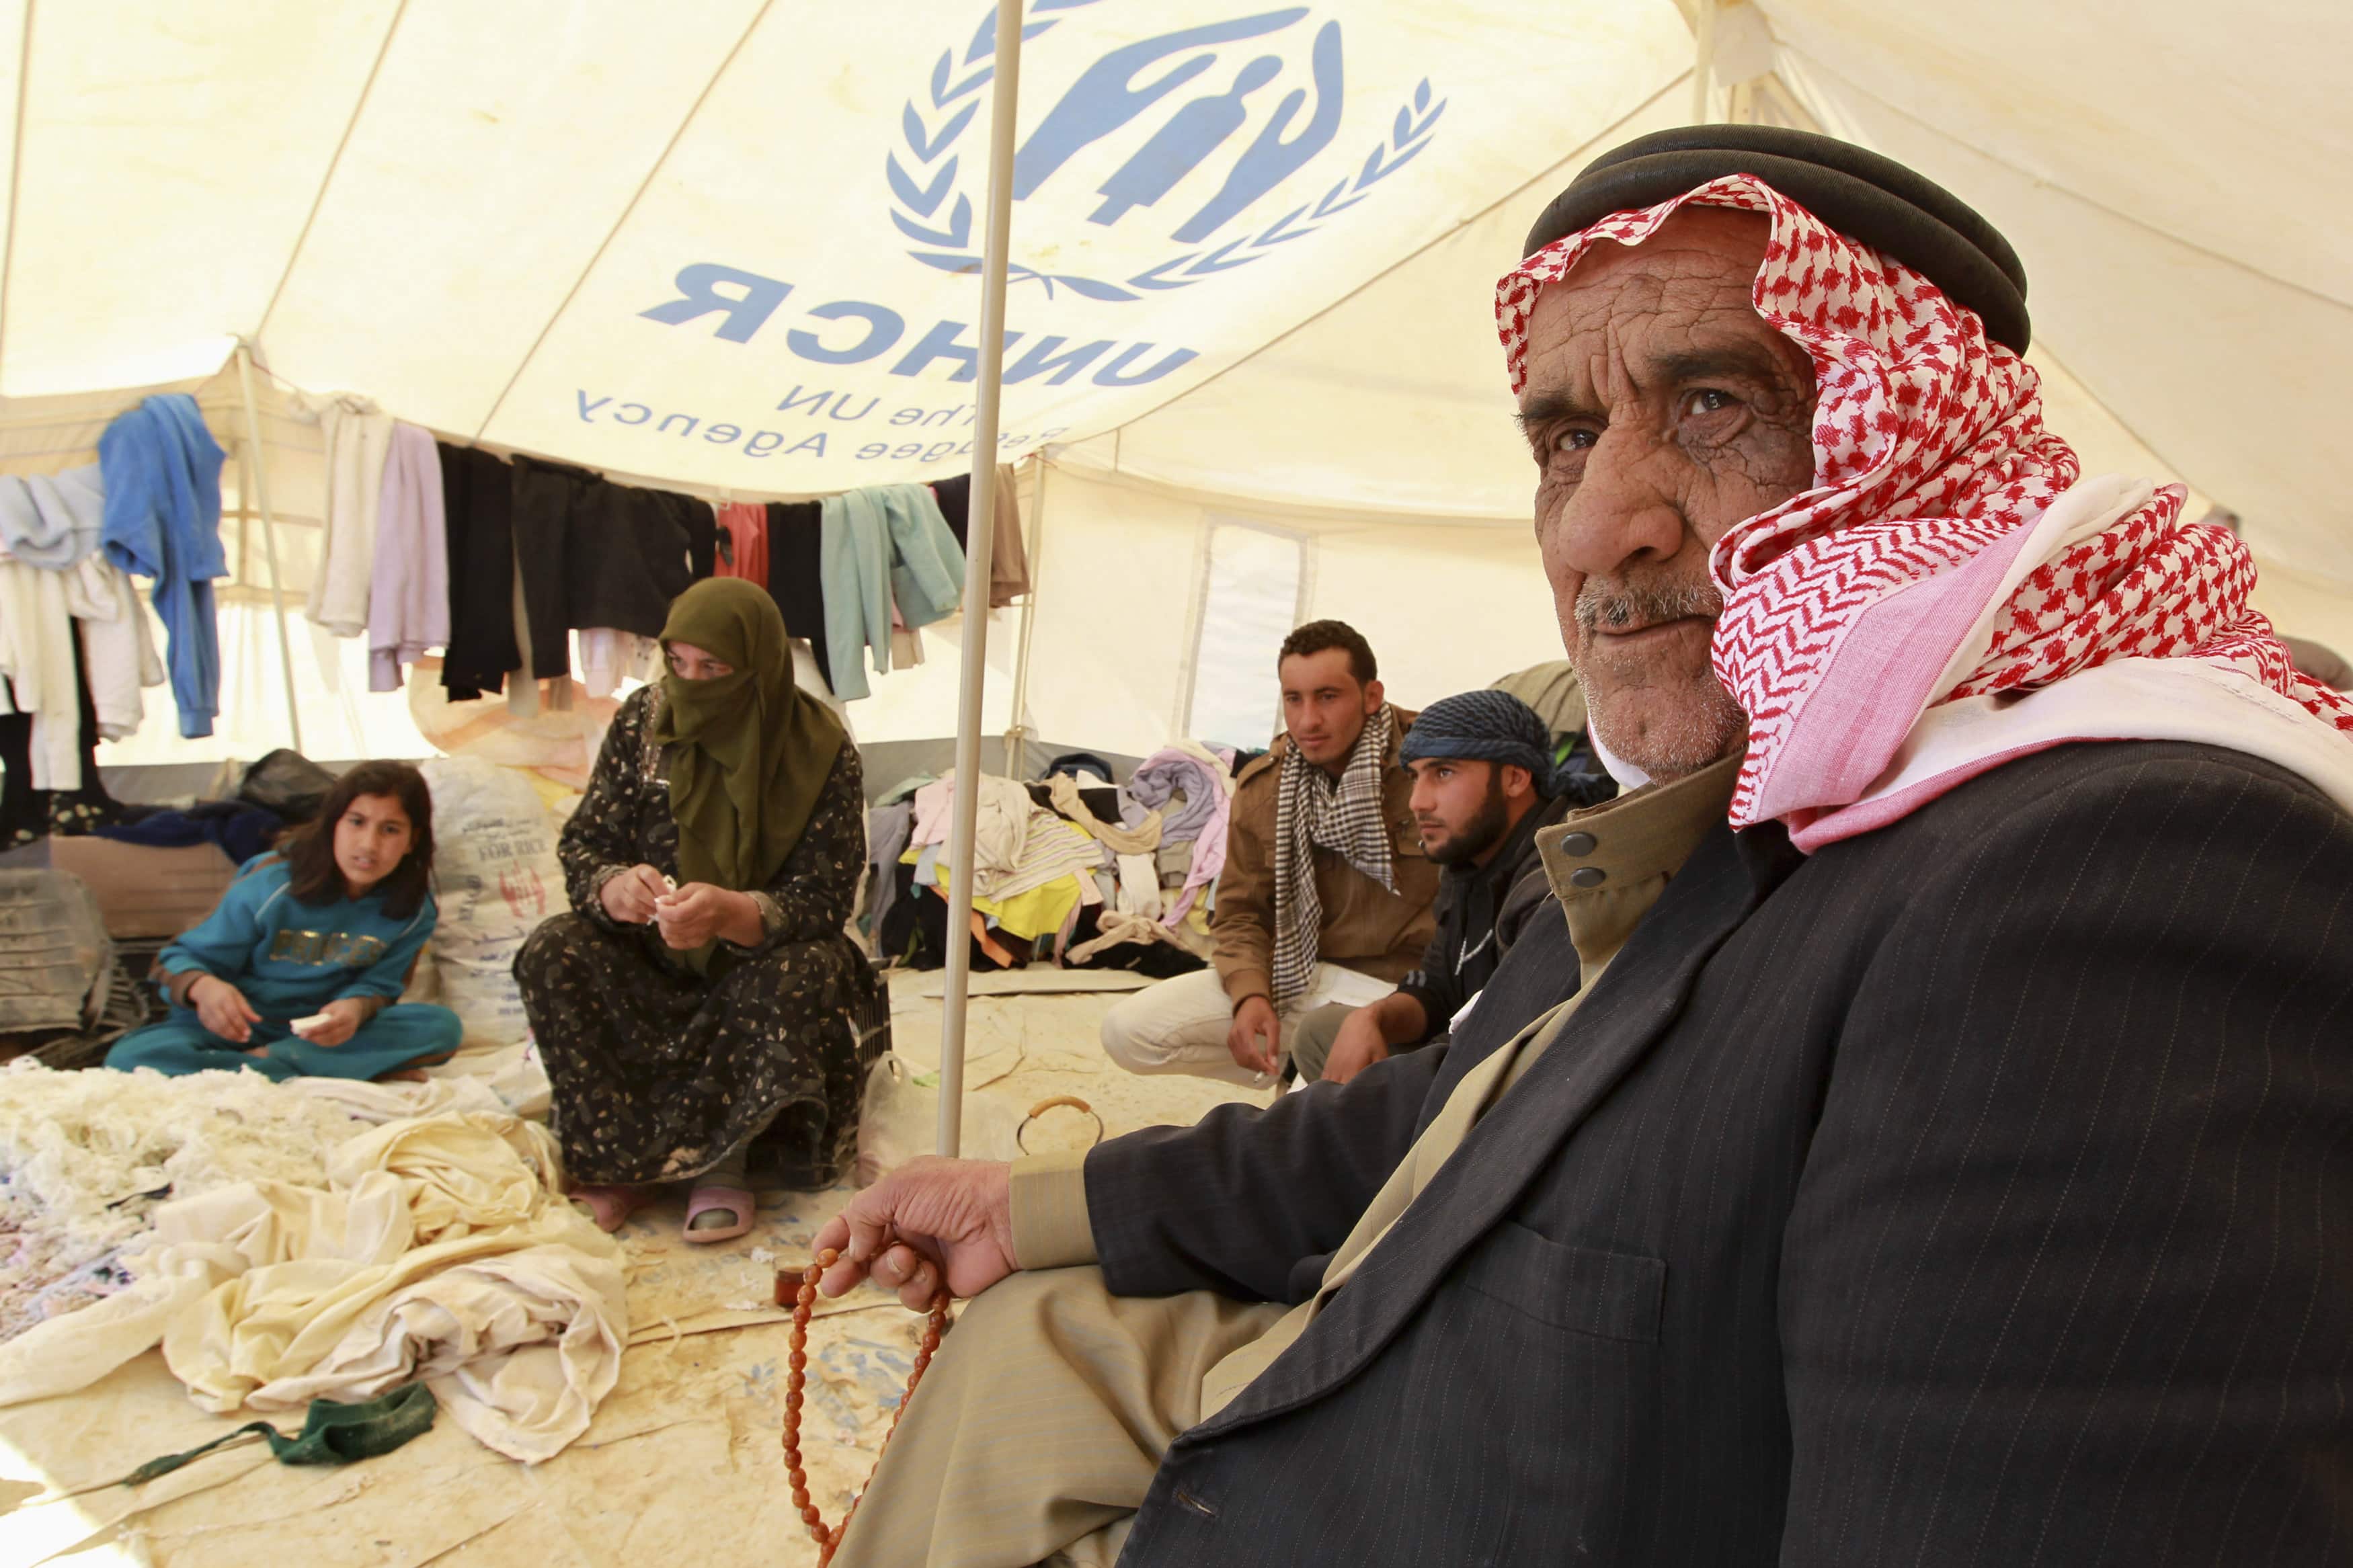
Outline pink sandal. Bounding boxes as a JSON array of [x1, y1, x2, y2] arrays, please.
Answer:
[[683, 1185, 756, 1244], [569, 1184, 651, 1233]]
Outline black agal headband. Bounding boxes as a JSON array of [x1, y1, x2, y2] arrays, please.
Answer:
[[1523, 124, 2031, 353]]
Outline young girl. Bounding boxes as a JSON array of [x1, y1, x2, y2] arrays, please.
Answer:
[[105, 760, 463, 1081]]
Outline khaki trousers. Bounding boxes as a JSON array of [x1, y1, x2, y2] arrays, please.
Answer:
[[830, 1266, 1285, 1568], [1097, 966, 1394, 1086]]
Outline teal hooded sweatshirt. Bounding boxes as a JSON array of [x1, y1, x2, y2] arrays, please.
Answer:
[[157, 854, 438, 1020]]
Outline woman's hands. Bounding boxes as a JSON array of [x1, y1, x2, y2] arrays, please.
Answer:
[[655, 883, 763, 950], [601, 866, 762, 950], [189, 975, 262, 1044], [598, 864, 671, 925]]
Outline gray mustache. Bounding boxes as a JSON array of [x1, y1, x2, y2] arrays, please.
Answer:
[[1575, 580, 1723, 634]]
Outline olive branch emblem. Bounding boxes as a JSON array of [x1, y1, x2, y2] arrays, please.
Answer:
[[889, 1, 1445, 301]]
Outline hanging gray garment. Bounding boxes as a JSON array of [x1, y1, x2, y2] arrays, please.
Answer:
[[0, 466, 106, 569]]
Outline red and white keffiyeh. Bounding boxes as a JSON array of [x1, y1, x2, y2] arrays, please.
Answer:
[[1497, 174, 2353, 847]]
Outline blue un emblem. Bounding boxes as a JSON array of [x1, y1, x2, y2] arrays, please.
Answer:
[[891, 1, 1445, 301]]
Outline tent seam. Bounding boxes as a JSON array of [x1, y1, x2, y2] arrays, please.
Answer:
[[1087, 69, 1694, 462], [251, 0, 411, 352], [468, 0, 777, 446]]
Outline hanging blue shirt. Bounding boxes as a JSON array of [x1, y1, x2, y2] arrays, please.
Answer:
[[97, 393, 226, 738], [158, 855, 439, 1022], [817, 482, 963, 701]]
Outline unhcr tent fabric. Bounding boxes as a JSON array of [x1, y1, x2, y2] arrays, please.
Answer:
[[0, 0, 2338, 768]]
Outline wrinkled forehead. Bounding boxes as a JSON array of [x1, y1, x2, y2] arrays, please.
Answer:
[[1517, 208, 1807, 404]]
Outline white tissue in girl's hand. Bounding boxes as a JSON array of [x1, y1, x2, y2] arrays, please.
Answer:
[[289, 1013, 333, 1038]]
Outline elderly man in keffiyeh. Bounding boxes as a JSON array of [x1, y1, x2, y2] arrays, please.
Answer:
[[809, 128, 2353, 1568]]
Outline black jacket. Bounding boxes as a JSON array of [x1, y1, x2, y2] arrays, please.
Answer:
[[436, 442, 519, 700], [1391, 794, 1568, 1044], [1084, 741, 2353, 1566], [510, 456, 710, 670]]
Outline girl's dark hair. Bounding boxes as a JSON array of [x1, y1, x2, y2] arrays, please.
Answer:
[[278, 760, 436, 917]]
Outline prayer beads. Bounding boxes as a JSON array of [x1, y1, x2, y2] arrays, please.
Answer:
[[777, 1246, 951, 1567]]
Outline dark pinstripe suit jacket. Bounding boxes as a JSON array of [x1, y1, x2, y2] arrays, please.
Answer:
[[1085, 741, 2353, 1566]]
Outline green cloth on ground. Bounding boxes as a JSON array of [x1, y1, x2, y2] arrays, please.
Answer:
[[122, 1381, 438, 1486]]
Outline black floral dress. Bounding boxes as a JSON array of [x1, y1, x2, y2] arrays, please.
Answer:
[[514, 685, 883, 1188]]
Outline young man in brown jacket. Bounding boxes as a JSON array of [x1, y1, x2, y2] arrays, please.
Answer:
[[1099, 621, 1442, 1085]]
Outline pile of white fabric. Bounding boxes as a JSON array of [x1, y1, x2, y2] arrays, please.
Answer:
[[0, 1063, 626, 1464], [0, 1060, 367, 1342]]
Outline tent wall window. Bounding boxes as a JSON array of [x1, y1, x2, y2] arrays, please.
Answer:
[[1182, 522, 1310, 751]]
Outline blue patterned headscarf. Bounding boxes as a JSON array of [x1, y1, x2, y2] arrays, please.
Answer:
[[1398, 690, 1567, 797]]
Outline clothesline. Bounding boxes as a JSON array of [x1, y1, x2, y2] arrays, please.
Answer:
[[233, 350, 1033, 527], [243, 361, 1031, 714], [0, 372, 1039, 792]]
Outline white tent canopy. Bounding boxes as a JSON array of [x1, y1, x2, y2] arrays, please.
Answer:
[[5, 0, 2348, 768]]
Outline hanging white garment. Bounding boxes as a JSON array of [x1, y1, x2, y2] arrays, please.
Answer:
[[64, 554, 163, 741], [576, 628, 659, 698], [0, 555, 83, 788], [300, 392, 393, 636]]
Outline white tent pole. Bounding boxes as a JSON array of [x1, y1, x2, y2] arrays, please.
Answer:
[[935, 0, 1025, 1159], [1002, 456, 1050, 780], [233, 341, 304, 755]]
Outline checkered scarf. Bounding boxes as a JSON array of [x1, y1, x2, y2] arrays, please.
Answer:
[[1497, 174, 2353, 843], [1271, 706, 1396, 1005]]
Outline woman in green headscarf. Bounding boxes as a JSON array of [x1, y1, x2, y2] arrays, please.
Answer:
[[515, 579, 881, 1243]]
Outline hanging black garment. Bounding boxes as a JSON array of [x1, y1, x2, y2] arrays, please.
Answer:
[[508, 460, 699, 677], [438, 443, 519, 701], [678, 493, 717, 581], [765, 501, 831, 691], [931, 471, 973, 552], [505, 455, 583, 678], [561, 481, 699, 644], [0, 713, 38, 845]]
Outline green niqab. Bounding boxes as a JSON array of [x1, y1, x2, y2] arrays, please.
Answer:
[[650, 578, 846, 973]]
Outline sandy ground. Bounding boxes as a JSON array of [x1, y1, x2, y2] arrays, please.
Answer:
[[0, 969, 1265, 1568]]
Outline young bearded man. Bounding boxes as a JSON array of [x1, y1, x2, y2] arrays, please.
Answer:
[[1290, 688, 1572, 1084], [1098, 620, 1441, 1085]]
